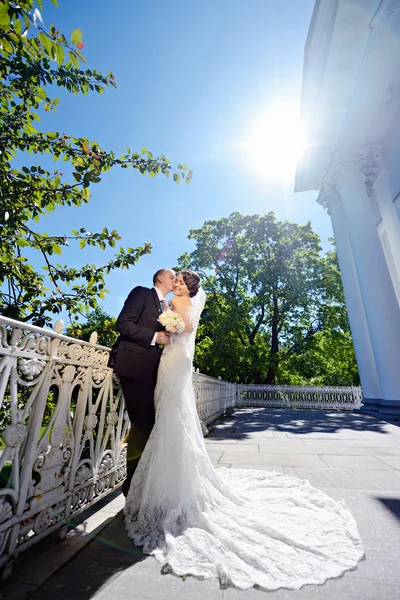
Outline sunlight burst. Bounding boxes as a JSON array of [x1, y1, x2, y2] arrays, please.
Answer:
[[242, 104, 306, 181]]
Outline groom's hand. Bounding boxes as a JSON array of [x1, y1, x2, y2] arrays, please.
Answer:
[[156, 331, 171, 345]]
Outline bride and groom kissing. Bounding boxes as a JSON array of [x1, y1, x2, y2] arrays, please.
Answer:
[[113, 268, 198, 497], [112, 268, 364, 591]]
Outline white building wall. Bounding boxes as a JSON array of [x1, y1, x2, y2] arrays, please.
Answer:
[[384, 109, 400, 198], [296, 0, 400, 418]]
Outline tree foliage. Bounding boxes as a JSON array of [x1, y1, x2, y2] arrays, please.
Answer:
[[66, 306, 117, 347], [0, 0, 192, 326], [177, 212, 359, 385]]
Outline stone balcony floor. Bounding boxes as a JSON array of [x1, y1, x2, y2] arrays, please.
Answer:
[[3, 408, 400, 600]]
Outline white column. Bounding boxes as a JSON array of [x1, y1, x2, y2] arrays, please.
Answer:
[[337, 165, 400, 416], [328, 197, 382, 408], [373, 168, 400, 304]]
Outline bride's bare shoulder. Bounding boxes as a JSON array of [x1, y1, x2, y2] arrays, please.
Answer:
[[171, 296, 191, 308]]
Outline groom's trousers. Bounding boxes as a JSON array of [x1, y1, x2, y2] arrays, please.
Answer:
[[119, 374, 157, 497]]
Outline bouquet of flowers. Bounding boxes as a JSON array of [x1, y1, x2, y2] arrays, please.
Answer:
[[158, 309, 185, 333]]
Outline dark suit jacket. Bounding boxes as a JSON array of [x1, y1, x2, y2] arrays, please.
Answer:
[[113, 286, 164, 380]]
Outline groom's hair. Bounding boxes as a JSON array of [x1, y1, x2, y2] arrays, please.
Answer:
[[153, 269, 168, 286]]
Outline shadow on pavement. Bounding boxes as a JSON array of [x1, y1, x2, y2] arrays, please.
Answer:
[[206, 408, 399, 441], [29, 513, 151, 600], [378, 497, 400, 523], [6, 409, 400, 600]]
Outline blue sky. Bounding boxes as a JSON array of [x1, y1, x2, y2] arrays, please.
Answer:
[[30, 0, 332, 319]]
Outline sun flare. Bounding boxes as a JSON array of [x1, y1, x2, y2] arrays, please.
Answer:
[[242, 104, 306, 181]]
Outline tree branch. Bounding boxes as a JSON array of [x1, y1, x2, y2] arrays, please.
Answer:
[[248, 304, 265, 345]]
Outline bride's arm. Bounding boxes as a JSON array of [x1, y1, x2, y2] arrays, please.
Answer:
[[171, 297, 194, 333]]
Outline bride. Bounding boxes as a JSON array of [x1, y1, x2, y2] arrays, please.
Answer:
[[124, 270, 364, 591]]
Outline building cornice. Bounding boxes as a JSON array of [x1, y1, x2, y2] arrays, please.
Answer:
[[372, 0, 400, 33], [295, 0, 400, 194]]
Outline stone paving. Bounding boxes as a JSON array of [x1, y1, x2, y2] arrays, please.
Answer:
[[4, 408, 400, 600]]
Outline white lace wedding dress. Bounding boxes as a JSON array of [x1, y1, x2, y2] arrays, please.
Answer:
[[124, 289, 364, 591]]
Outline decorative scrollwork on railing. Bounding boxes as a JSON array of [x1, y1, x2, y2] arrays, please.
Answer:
[[0, 316, 129, 574], [0, 499, 12, 525], [17, 358, 47, 381]]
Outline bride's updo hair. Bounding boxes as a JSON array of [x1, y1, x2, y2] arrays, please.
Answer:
[[180, 270, 201, 298]]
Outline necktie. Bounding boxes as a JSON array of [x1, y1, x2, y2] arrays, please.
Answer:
[[160, 299, 168, 312]]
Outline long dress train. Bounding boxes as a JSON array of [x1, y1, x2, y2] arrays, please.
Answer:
[[124, 290, 364, 591]]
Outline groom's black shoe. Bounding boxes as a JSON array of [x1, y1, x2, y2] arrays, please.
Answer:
[[122, 479, 129, 498], [122, 422, 153, 498]]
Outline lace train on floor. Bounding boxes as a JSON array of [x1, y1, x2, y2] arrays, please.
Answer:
[[124, 301, 364, 591]]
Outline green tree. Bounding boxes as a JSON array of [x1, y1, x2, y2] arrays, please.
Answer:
[[66, 306, 117, 347], [0, 0, 192, 326], [278, 330, 359, 386], [177, 212, 358, 385]]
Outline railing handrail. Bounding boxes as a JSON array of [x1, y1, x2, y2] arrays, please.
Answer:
[[0, 316, 110, 351], [236, 383, 360, 392]]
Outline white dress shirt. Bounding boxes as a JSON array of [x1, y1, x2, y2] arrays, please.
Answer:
[[151, 286, 168, 346]]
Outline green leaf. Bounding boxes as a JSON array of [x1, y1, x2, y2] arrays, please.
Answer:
[[0, 5, 10, 30], [80, 239, 86, 249], [13, 19, 22, 34], [23, 123, 38, 135], [75, 50, 86, 63], [68, 51, 79, 68], [53, 244, 62, 255], [38, 32, 53, 58], [55, 43, 65, 65], [1, 38, 12, 53], [71, 29, 83, 46]]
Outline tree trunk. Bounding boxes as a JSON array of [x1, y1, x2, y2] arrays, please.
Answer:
[[265, 295, 279, 384], [254, 370, 263, 384]]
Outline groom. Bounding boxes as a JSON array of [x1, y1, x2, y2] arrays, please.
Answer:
[[114, 268, 176, 496]]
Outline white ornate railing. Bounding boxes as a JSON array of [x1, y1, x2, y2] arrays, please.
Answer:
[[236, 384, 363, 410], [193, 372, 236, 427], [0, 316, 235, 573], [0, 316, 129, 575]]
